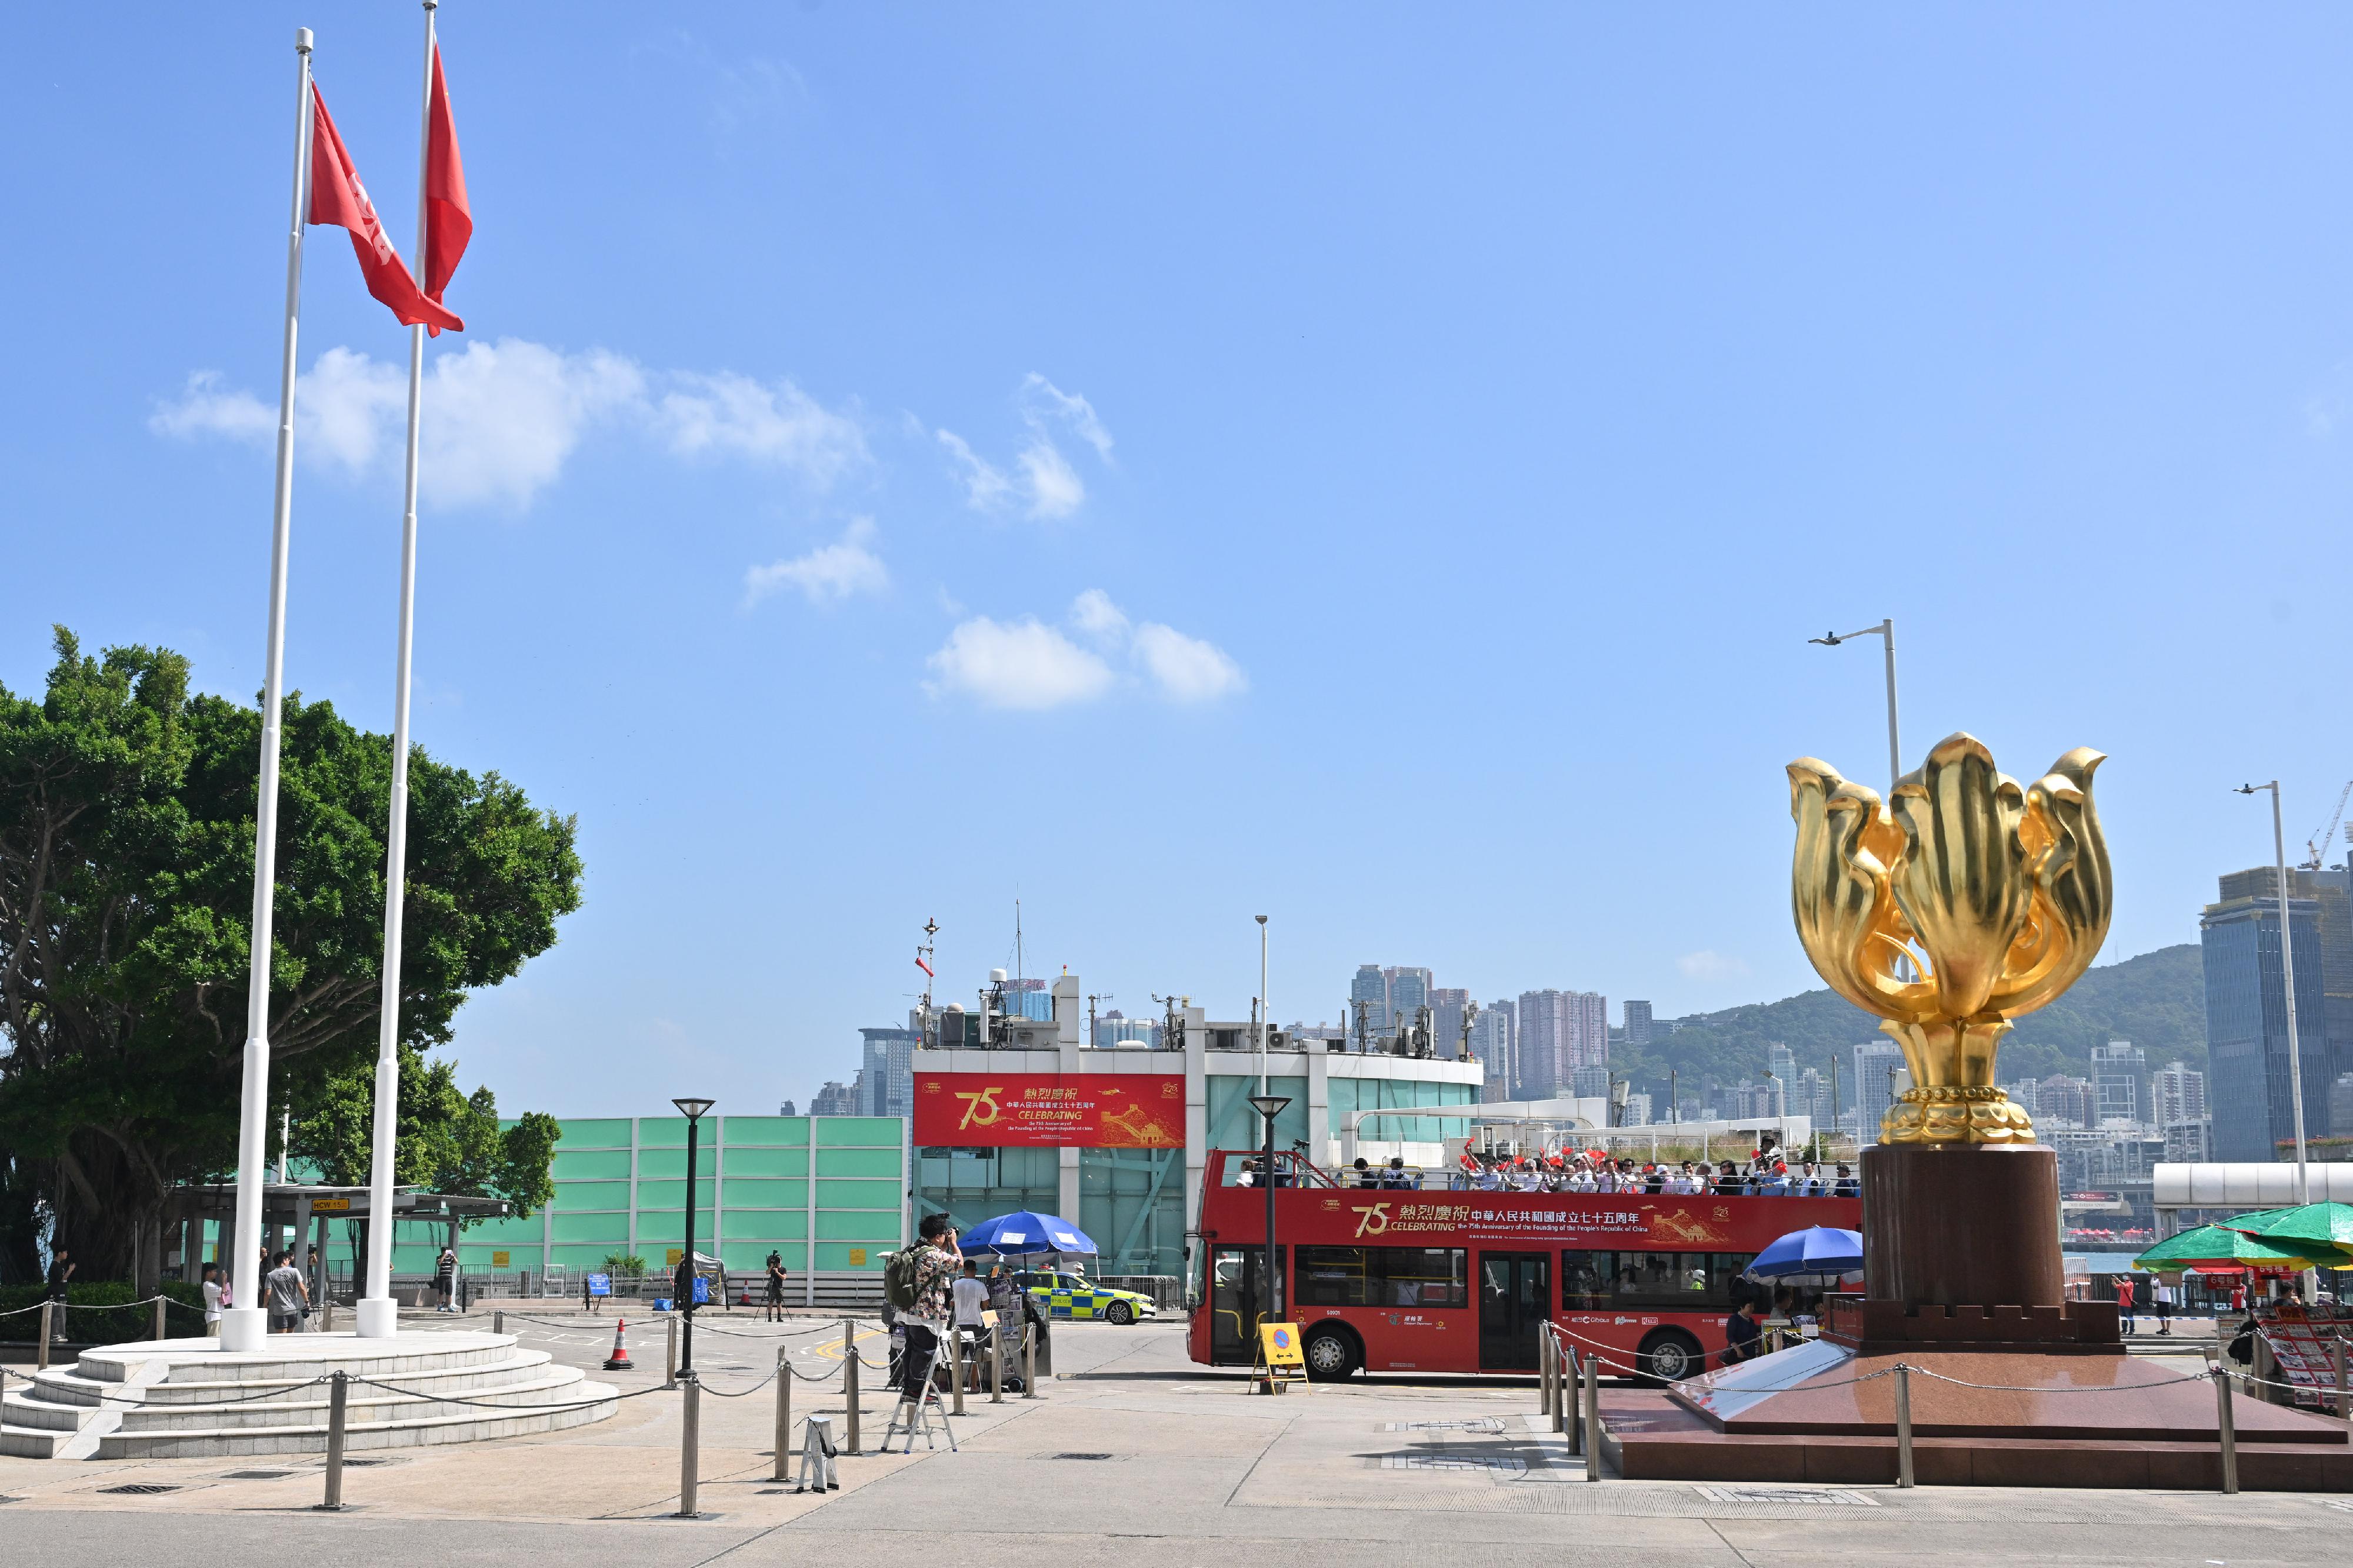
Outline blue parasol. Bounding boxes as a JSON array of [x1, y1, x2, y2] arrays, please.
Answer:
[[955, 1210, 1098, 1257], [1742, 1225, 1864, 1283]]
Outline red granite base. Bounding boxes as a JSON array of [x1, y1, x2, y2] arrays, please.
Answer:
[[1603, 1343, 2353, 1491]]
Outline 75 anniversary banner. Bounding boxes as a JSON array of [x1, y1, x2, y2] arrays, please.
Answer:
[[912, 1072, 1185, 1148]]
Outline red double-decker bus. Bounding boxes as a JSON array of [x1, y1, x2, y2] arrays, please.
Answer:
[[1188, 1149, 1859, 1383]]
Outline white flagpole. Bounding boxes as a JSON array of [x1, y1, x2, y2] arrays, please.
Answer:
[[358, 0, 439, 1341], [223, 25, 316, 1356]]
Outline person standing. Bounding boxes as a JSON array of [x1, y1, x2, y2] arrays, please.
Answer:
[[888, 1215, 963, 1402], [952, 1258, 991, 1386], [1722, 1297, 1768, 1368], [45, 1246, 74, 1343], [765, 1250, 788, 1323], [201, 1263, 224, 1334], [2114, 1275, 2136, 1335], [2152, 1276, 2175, 1336], [265, 1251, 309, 1335], [435, 1245, 459, 1313]]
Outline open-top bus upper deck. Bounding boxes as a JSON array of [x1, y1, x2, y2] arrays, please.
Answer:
[[1188, 1147, 1860, 1383]]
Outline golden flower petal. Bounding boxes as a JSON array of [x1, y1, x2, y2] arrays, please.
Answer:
[[1889, 732, 2032, 1021]]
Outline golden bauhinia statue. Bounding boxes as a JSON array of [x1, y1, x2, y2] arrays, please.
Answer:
[[1788, 733, 2111, 1145]]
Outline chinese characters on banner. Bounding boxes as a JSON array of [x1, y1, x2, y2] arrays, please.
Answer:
[[912, 1072, 1185, 1148]]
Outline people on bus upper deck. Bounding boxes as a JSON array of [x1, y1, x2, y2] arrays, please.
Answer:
[[1754, 1162, 1788, 1197], [1715, 1160, 1744, 1196], [1832, 1163, 1858, 1198], [1235, 1159, 1257, 1187], [1352, 1156, 1375, 1187]]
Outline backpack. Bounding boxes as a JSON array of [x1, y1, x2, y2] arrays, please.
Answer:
[[885, 1245, 923, 1311]]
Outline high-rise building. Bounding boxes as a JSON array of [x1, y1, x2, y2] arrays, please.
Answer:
[[2222, 865, 2353, 1065], [1573, 992, 1608, 1072], [1765, 1041, 1797, 1101], [1622, 1092, 1652, 1126], [1093, 1009, 1160, 1047], [2003, 1077, 2041, 1117], [1351, 965, 1389, 1037], [1386, 967, 1435, 1034], [1572, 1063, 1611, 1100], [2153, 1062, 2207, 1129], [858, 1026, 920, 1119], [809, 1080, 858, 1116], [2090, 1040, 2147, 1127], [1431, 989, 1471, 1059], [2035, 1074, 2095, 1129], [777, 1099, 798, 1116], [1797, 1067, 1828, 1129], [1470, 1000, 1514, 1102], [1515, 990, 1605, 1096], [2333, 1074, 2353, 1143], [1854, 1040, 1907, 1135], [1624, 1000, 1654, 1049], [2202, 872, 2334, 1160]]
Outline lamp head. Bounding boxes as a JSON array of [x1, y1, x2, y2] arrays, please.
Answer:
[[672, 1097, 716, 1120], [1248, 1094, 1291, 1120], [1808, 632, 1841, 646], [1255, 914, 1268, 926]]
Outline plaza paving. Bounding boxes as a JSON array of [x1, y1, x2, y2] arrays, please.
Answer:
[[1, 1312, 2347, 1565]]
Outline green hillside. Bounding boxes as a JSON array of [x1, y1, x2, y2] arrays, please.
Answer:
[[1616, 943, 2205, 1101]]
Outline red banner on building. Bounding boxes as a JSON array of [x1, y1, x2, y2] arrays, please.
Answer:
[[912, 1072, 1185, 1148]]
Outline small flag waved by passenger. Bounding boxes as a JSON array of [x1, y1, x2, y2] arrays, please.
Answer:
[[309, 83, 462, 333]]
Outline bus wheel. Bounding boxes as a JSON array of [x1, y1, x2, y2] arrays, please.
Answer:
[[1302, 1325, 1361, 1381], [1637, 1329, 1704, 1387]]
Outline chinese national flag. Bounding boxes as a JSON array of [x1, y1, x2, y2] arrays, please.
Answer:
[[420, 44, 471, 337], [308, 84, 462, 334]]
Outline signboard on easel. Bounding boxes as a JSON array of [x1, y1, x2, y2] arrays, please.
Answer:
[[1254, 1322, 1308, 1394]]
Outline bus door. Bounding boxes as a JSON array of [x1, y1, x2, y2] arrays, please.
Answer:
[[1477, 1252, 1550, 1371], [1208, 1245, 1285, 1366]]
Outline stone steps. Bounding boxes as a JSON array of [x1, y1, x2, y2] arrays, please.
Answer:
[[0, 1329, 616, 1460]]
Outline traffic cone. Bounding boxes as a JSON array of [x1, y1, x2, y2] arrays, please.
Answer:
[[603, 1317, 634, 1370]]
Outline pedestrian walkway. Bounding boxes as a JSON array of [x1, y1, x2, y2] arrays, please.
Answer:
[[1, 1320, 2348, 1566]]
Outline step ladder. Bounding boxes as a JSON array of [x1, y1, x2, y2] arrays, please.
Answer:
[[881, 1330, 958, 1453]]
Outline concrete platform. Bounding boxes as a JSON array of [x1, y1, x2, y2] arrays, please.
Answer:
[[0, 1329, 616, 1459]]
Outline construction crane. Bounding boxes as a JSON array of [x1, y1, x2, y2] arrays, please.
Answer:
[[2306, 780, 2353, 869]]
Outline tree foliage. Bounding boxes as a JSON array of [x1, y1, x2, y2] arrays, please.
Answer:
[[291, 1045, 560, 1217], [0, 628, 581, 1282]]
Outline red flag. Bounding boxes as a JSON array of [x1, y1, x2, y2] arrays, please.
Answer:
[[421, 44, 472, 337], [307, 84, 462, 334]]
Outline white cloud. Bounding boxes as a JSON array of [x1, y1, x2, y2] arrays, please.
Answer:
[[1677, 950, 1751, 982], [745, 518, 888, 607], [149, 339, 859, 509], [1024, 373, 1113, 460], [924, 617, 1114, 709], [149, 371, 274, 443], [936, 374, 1114, 520], [1133, 621, 1248, 702], [926, 590, 1242, 709], [1017, 437, 1085, 519], [1069, 588, 1129, 642], [936, 429, 1013, 511], [655, 371, 866, 481]]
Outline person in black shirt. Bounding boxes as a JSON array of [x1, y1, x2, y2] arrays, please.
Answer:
[[46, 1247, 74, 1343], [1722, 1298, 1768, 1368]]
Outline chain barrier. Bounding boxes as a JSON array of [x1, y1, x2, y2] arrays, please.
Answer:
[[345, 1373, 669, 1415]]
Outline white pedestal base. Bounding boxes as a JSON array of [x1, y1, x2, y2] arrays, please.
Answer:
[[355, 1297, 400, 1339], [215, 1306, 266, 1352]]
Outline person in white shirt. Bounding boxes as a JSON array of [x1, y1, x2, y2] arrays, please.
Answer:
[[951, 1259, 992, 1385], [202, 1263, 223, 1330]]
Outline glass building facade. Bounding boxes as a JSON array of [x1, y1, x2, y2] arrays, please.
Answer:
[[2203, 896, 2333, 1162], [402, 1113, 907, 1277]]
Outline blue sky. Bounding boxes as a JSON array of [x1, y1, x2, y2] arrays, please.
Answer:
[[7, 6, 2353, 1115]]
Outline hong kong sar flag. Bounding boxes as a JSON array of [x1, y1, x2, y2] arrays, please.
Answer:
[[308, 84, 462, 334]]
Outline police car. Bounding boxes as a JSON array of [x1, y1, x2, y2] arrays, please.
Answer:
[[1015, 1270, 1156, 1325]]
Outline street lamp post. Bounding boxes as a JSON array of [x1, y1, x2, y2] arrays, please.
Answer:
[[1808, 618, 1902, 793], [1248, 1093, 1290, 1357], [2237, 783, 2311, 1207], [1256, 915, 1269, 1097], [673, 1097, 715, 1377]]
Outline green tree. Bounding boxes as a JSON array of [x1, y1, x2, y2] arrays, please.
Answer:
[[292, 1045, 560, 1276], [0, 629, 581, 1282]]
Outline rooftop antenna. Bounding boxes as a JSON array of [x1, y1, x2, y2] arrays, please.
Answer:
[[916, 918, 939, 1046], [1015, 898, 1024, 995]]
